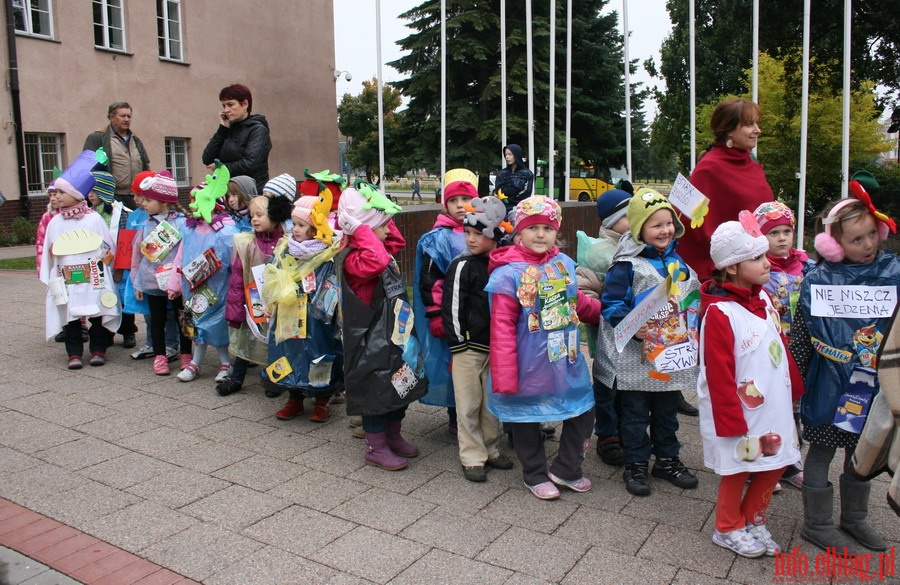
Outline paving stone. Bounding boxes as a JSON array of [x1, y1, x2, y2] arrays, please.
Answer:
[[212, 395, 287, 424], [242, 505, 355, 556], [141, 523, 263, 582], [159, 439, 255, 474], [79, 452, 179, 490], [0, 463, 84, 506], [290, 441, 367, 477], [212, 454, 303, 491], [118, 427, 205, 458], [150, 403, 231, 432], [408, 470, 509, 512], [481, 488, 579, 534], [637, 523, 735, 579], [206, 544, 335, 585], [329, 488, 435, 535], [392, 548, 511, 585], [399, 506, 510, 558], [0, 446, 41, 474], [555, 504, 656, 555], [0, 411, 84, 453], [309, 526, 428, 584], [561, 545, 678, 585], [620, 488, 715, 532], [36, 481, 140, 526], [240, 427, 326, 460], [672, 568, 740, 584], [33, 436, 129, 471], [127, 468, 230, 509], [478, 526, 587, 582], [178, 485, 289, 530], [195, 417, 275, 445], [346, 458, 444, 495], [74, 412, 162, 442], [107, 394, 185, 417], [266, 470, 369, 513], [81, 500, 198, 552], [66, 384, 144, 406]]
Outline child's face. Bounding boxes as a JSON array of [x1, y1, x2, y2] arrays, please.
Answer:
[[291, 218, 315, 242], [227, 192, 244, 212], [765, 225, 793, 258], [446, 195, 472, 221], [518, 224, 557, 254], [640, 209, 676, 252], [132, 193, 145, 208], [610, 215, 629, 235], [727, 253, 771, 289], [250, 205, 276, 233], [56, 191, 79, 209], [839, 213, 879, 265], [143, 197, 166, 215], [48, 190, 59, 210], [464, 226, 497, 255], [372, 221, 391, 241], [88, 191, 101, 206]]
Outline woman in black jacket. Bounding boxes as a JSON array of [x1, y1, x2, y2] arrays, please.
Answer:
[[202, 84, 272, 192]]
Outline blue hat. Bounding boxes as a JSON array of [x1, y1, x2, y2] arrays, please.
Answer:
[[595, 189, 632, 229], [55, 150, 98, 201]]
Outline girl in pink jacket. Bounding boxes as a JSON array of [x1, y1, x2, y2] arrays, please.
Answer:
[[486, 196, 601, 500]]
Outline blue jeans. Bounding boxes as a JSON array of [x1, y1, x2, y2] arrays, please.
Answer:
[[362, 406, 408, 433], [593, 379, 621, 439], [619, 390, 681, 464]]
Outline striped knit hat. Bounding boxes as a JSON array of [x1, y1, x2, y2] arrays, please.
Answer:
[[91, 170, 117, 204], [263, 173, 297, 202]]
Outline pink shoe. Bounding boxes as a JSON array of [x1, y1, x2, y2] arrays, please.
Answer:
[[525, 481, 560, 500], [180, 354, 192, 370], [548, 472, 592, 493], [153, 355, 170, 375]]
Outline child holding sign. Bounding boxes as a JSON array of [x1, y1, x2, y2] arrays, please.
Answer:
[[795, 183, 900, 552], [698, 216, 803, 558], [596, 189, 701, 496], [487, 196, 601, 500]]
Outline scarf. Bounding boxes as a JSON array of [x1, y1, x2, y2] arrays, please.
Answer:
[[288, 236, 329, 260], [59, 202, 92, 221]]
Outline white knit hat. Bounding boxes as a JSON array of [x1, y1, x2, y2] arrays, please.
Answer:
[[710, 214, 769, 270], [263, 173, 297, 201]]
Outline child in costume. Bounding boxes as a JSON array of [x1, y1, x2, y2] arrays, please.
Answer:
[[794, 182, 899, 552], [698, 216, 803, 558], [167, 165, 238, 383], [221, 175, 256, 233], [217, 193, 293, 396], [575, 187, 632, 467], [487, 195, 601, 500], [337, 184, 427, 471], [753, 200, 812, 490], [130, 171, 191, 375], [262, 195, 344, 422], [36, 181, 60, 276], [40, 150, 121, 369], [442, 195, 514, 482], [596, 189, 701, 496], [414, 169, 477, 434]]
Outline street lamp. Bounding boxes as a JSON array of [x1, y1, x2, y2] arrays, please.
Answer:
[[333, 67, 353, 179], [333, 68, 352, 83]]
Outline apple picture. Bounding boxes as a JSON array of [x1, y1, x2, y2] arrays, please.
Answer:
[[735, 436, 762, 462], [737, 379, 765, 409], [759, 432, 782, 457]]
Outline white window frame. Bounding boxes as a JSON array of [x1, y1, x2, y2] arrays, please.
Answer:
[[93, 0, 126, 52], [24, 133, 64, 196], [12, 0, 54, 38], [164, 137, 191, 187], [157, 0, 183, 61]]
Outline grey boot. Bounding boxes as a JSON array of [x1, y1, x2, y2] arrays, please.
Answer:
[[801, 483, 852, 551], [839, 474, 888, 551]]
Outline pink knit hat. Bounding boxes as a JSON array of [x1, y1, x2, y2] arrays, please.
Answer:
[[292, 195, 317, 224], [337, 187, 390, 230], [140, 171, 179, 204], [753, 201, 795, 235], [514, 195, 561, 232]]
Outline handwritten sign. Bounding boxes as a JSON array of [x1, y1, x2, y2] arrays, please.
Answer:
[[809, 285, 897, 318], [668, 174, 710, 228], [653, 340, 698, 373], [614, 280, 670, 352]]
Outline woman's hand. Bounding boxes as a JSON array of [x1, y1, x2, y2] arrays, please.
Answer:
[[218, 110, 231, 128]]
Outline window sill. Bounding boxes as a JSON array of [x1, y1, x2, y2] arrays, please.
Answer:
[[94, 46, 133, 57], [14, 31, 59, 43], [159, 57, 190, 66]]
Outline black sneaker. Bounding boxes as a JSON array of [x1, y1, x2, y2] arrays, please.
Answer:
[[216, 376, 243, 396], [677, 394, 699, 416], [624, 463, 651, 496], [54, 330, 66, 342], [651, 457, 699, 489], [596, 437, 624, 466]]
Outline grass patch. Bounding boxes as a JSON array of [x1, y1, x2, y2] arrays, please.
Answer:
[[0, 257, 36, 270]]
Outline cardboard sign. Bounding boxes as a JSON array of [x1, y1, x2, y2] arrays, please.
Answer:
[[809, 285, 897, 319], [668, 174, 710, 228], [613, 279, 671, 352]]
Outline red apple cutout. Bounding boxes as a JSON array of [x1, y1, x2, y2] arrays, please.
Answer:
[[735, 436, 762, 462], [737, 379, 765, 409], [759, 432, 782, 456]]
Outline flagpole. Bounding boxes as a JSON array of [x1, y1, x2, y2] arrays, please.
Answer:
[[548, 0, 556, 198], [623, 0, 632, 181], [797, 0, 811, 248], [375, 0, 386, 192]]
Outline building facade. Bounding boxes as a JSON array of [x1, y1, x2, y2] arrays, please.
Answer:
[[1, 0, 339, 224]]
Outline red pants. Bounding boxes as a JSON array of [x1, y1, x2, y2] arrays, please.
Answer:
[[715, 468, 784, 532]]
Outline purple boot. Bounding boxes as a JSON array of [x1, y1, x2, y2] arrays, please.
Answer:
[[364, 432, 408, 470], [386, 421, 419, 458]]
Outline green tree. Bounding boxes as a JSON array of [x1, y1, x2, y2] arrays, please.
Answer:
[[337, 78, 405, 183], [391, 0, 641, 178]]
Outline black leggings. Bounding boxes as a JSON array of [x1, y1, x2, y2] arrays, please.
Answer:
[[147, 294, 191, 357]]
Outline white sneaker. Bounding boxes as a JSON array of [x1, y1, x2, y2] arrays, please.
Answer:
[[130, 344, 154, 360], [215, 364, 232, 382], [746, 523, 780, 556], [712, 528, 766, 558], [166, 346, 179, 363], [177, 363, 199, 382]]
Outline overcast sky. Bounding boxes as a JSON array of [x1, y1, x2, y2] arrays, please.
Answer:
[[332, 0, 674, 117]]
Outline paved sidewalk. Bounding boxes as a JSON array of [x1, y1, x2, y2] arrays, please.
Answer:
[[0, 269, 897, 584]]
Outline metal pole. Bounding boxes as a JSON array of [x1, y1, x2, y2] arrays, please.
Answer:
[[752, 0, 759, 157], [548, 0, 556, 198], [840, 0, 851, 199], [623, 0, 632, 181], [564, 0, 572, 201], [501, 0, 507, 160], [689, 0, 696, 171], [526, 0, 535, 176], [375, 0, 386, 192], [441, 0, 447, 183], [797, 0, 811, 248]]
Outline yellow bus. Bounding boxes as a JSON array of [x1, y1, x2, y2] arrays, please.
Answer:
[[568, 166, 615, 201]]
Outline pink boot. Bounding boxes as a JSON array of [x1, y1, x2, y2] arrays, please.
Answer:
[[385, 421, 419, 458], [364, 432, 408, 470]]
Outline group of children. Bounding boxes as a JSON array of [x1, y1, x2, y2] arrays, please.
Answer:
[[38, 151, 896, 561]]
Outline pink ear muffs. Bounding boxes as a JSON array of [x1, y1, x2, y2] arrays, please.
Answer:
[[814, 196, 890, 262]]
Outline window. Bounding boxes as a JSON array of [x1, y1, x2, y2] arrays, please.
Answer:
[[157, 0, 183, 61], [93, 0, 125, 51], [24, 133, 64, 195], [164, 137, 190, 187], [12, 0, 53, 38]]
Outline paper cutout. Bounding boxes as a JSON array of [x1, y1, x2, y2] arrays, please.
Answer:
[[52, 229, 104, 256], [140, 220, 181, 262], [613, 279, 671, 352], [668, 174, 710, 228], [809, 285, 897, 319]]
